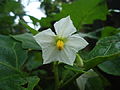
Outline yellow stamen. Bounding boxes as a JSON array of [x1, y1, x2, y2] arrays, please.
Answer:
[[56, 40, 64, 50]]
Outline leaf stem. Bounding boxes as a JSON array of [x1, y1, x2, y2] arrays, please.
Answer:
[[53, 61, 59, 90]]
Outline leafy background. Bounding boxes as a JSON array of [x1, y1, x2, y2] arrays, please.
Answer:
[[0, 0, 120, 90]]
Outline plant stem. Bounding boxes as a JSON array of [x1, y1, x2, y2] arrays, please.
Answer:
[[53, 61, 59, 90]]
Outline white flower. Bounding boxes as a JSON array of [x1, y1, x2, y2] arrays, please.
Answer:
[[34, 16, 88, 65]]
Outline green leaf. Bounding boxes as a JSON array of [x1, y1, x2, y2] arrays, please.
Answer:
[[0, 0, 23, 14], [0, 35, 40, 90], [40, 0, 108, 29], [24, 76, 40, 90], [98, 57, 120, 76], [0, 76, 40, 90], [0, 76, 25, 90], [101, 26, 120, 38], [0, 35, 27, 69], [76, 70, 104, 90], [84, 33, 120, 70], [29, 15, 40, 26], [11, 33, 41, 50], [20, 20, 38, 35]]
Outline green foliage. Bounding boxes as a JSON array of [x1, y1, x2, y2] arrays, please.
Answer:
[[101, 26, 120, 38], [40, 0, 60, 16], [0, 0, 24, 34], [0, 35, 40, 90], [77, 70, 104, 90], [20, 20, 39, 35], [24, 76, 40, 90], [40, 0, 108, 29], [26, 52, 43, 71], [0, 35, 27, 68], [11, 33, 41, 50], [84, 33, 120, 70], [98, 57, 120, 76], [0, 0, 120, 90]]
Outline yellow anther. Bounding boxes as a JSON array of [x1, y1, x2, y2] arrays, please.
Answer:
[[56, 40, 64, 50]]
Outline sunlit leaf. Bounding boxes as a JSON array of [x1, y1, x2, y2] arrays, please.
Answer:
[[11, 33, 41, 50], [84, 33, 120, 70], [40, 0, 108, 29]]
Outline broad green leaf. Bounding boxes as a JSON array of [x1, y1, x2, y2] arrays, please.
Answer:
[[20, 20, 38, 35], [0, 76, 25, 90], [0, 35, 24, 89], [0, 35, 40, 90], [0, 35, 27, 69], [84, 33, 120, 70], [101, 26, 120, 38], [40, 0, 108, 29], [98, 57, 120, 76], [11, 33, 41, 50]]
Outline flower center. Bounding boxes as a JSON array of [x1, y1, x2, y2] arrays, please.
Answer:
[[56, 40, 64, 50]]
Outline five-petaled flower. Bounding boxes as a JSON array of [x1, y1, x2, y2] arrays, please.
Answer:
[[34, 16, 88, 65]]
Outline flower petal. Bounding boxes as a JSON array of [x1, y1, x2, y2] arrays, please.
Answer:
[[58, 46, 76, 65], [34, 28, 56, 49], [54, 16, 76, 37], [42, 45, 58, 64], [66, 34, 88, 52], [42, 45, 76, 65]]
